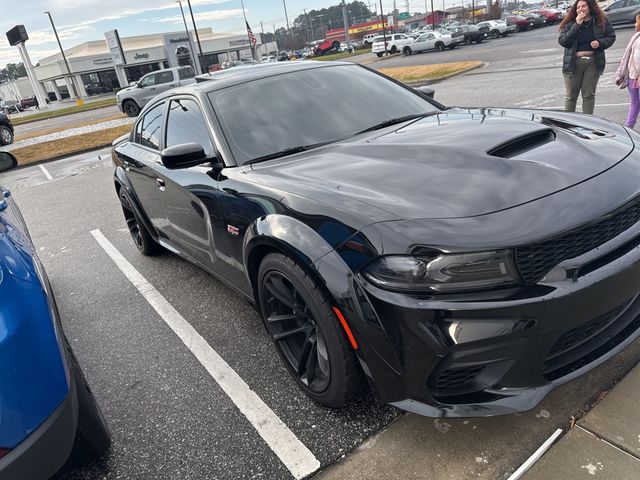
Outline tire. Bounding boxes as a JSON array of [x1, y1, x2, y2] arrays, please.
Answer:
[[332, 41, 340, 51], [491, 30, 500, 39], [119, 189, 160, 255], [435, 42, 445, 51], [0, 125, 13, 145], [258, 253, 365, 408], [464, 37, 472, 45], [68, 345, 111, 461], [122, 99, 140, 117], [376, 52, 383, 57], [390, 45, 397, 54], [515, 25, 521, 32], [403, 46, 412, 55]]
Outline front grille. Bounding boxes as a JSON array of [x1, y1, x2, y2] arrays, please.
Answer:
[[435, 366, 485, 396], [543, 295, 640, 380], [515, 197, 640, 284]]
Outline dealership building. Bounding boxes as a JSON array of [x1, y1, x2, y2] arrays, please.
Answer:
[[1, 28, 274, 102]]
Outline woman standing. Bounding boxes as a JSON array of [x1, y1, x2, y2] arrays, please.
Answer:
[[558, 0, 615, 114], [614, 15, 640, 128]]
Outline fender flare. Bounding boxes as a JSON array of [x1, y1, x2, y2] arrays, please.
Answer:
[[113, 166, 158, 241]]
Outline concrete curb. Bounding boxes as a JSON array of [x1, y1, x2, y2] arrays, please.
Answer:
[[401, 62, 486, 87]]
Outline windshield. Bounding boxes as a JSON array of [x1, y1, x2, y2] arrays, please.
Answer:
[[208, 64, 440, 165]]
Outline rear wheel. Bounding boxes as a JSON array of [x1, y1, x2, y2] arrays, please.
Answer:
[[258, 253, 365, 408], [119, 189, 160, 255], [122, 100, 140, 117], [435, 42, 445, 51], [491, 29, 500, 39], [0, 125, 13, 145], [464, 37, 472, 45]]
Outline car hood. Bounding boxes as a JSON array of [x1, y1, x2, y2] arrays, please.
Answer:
[[251, 108, 634, 221], [117, 85, 136, 96]]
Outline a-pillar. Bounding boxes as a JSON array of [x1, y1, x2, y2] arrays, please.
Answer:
[[73, 75, 87, 98]]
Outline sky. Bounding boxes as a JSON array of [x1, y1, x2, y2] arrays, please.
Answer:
[[0, 0, 467, 67]]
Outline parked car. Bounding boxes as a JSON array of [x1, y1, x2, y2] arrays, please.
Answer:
[[116, 66, 196, 117], [363, 33, 378, 45], [19, 96, 39, 109], [402, 31, 459, 55], [497, 19, 519, 34], [339, 42, 355, 53], [314, 38, 341, 56], [505, 15, 535, 31], [111, 61, 640, 418], [604, 0, 640, 25], [529, 9, 563, 24], [0, 100, 23, 114], [0, 152, 111, 479], [85, 82, 112, 95], [476, 20, 509, 38], [446, 25, 488, 44], [221, 58, 259, 69], [260, 55, 278, 63], [371, 33, 412, 56], [524, 12, 548, 28], [0, 112, 13, 145]]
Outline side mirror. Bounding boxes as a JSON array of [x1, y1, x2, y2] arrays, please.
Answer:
[[0, 152, 17, 173], [415, 85, 435, 99], [161, 143, 209, 169]]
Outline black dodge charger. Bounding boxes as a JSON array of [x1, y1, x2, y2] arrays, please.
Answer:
[[112, 61, 640, 417]]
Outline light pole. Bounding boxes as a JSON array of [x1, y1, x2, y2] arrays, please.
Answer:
[[282, 0, 292, 49], [186, 0, 206, 73], [44, 11, 79, 100], [176, 0, 199, 70]]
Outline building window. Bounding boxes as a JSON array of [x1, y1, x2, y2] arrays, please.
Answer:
[[81, 69, 119, 95], [198, 53, 220, 72], [125, 63, 161, 83]]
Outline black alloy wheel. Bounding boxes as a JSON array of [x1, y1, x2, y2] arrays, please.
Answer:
[[0, 125, 13, 145], [122, 100, 140, 117], [491, 30, 500, 39], [119, 190, 159, 255], [435, 42, 445, 51], [403, 46, 412, 55], [390, 45, 397, 54], [464, 37, 472, 45], [258, 253, 364, 407]]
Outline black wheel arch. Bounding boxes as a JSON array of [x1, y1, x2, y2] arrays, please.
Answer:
[[114, 172, 159, 244]]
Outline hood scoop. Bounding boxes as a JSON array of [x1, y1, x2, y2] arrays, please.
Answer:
[[487, 128, 556, 158]]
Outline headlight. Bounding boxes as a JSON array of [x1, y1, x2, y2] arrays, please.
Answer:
[[362, 250, 521, 293]]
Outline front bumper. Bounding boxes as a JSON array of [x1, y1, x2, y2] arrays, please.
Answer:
[[351, 231, 640, 417]]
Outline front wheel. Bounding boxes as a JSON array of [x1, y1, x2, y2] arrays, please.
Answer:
[[390, 45, 397, 54], [119, 189, 160, 255], [0, 125, 13, 145], [403, 46, 412, 55], [491, 30, 500, 39], [122, 100, 140, 117], [376, 52, 383, 57], [464, 37, 472, 45], [258, 253, 365, 408]]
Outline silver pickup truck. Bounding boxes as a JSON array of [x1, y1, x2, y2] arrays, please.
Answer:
[[116, 66, 196, 116]]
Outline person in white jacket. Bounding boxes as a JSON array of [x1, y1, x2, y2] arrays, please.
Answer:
[[615, 14, 640, 128]]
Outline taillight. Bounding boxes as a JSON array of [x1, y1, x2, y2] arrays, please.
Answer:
[[0, 448, 11, 459]]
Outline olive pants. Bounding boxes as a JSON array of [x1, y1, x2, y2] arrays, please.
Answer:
[[563, 56, 601, 114]]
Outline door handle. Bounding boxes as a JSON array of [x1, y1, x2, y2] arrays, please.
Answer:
[[156, 178, 166, 191]]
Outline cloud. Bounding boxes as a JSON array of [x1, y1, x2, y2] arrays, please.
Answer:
[[153, 9, 245, 24]]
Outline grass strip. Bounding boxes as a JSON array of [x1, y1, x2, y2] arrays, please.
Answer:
[[15, 114, 128, 142], [378, 61, 482, 83], [11, 124, 131, 167], [11, 98, 117, 126], [310, 50, 366, 61]]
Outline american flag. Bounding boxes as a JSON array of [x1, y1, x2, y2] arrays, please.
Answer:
[[246, 21, 257, 47]]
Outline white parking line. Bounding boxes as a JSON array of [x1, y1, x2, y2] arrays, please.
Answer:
[[39, 164, 53, 181], [506, 428, 564, 480], [90, 229, 321, 480]]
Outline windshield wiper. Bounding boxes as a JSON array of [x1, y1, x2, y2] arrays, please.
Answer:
[[246, 142, 330, 165], [356, 112, 436, 134]]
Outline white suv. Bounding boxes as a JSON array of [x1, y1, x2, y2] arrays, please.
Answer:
[[363, 33, 378, 45], [371, 34, 412, 57]]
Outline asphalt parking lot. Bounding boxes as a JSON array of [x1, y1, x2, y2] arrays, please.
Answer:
[[4, 25, 640, 480]]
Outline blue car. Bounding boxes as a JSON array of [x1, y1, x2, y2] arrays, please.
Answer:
[[0, 152, 110, 479]]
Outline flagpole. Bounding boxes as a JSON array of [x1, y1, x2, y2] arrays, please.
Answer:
[[240, 0, 256, 60]]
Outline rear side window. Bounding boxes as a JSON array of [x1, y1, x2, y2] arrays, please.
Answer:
[[140, 103, 164, 150], [156, 71, 174, 85], [179, 67, 195, 80], [165, 98, 213, 157]]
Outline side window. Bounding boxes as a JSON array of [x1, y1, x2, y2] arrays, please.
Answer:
[[607, 0, 623, 9], [140, 103, 164, 150], [156, 71, 174, 85], [140, 74, 156, 87], [165, 99, 214, 157]]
